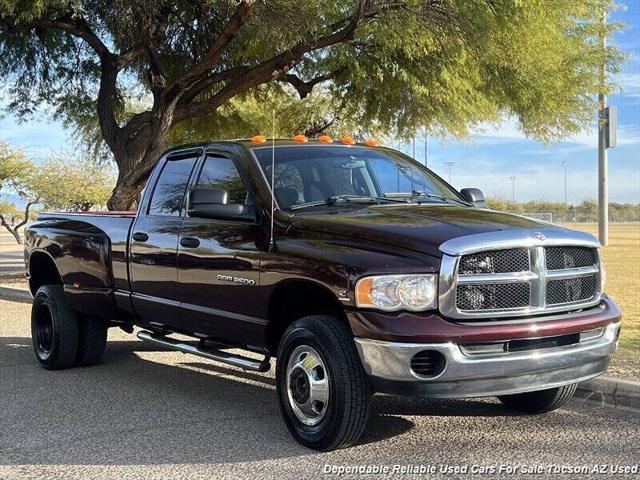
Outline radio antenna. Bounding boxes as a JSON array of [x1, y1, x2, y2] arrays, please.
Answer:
[[268, 109, 276, 252]]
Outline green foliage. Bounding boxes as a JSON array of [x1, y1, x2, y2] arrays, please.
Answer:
[[0, 140, 33, 191], [0, 0, 623, 147], [168, 85, 381, 147], [30, 155, 114, 211], [1, 141, 114, 211], [0, 199, 21, 219]]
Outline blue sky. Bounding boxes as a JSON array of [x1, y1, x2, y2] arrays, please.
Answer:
[[1, 4, 639, 205]]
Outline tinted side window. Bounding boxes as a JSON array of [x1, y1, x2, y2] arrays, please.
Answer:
[[197, 156, 248, 204], [148, 156, 198, 216]]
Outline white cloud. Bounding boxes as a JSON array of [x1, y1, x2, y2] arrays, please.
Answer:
[[466, 117, 639, 149], [614, 72, 640, 98]]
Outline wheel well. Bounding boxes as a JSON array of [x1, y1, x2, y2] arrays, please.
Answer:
[[266, 280, 348, 353], [28, 252, 62, 295]]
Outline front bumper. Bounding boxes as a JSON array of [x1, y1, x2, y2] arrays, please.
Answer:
[[355, 321, 620, 398]]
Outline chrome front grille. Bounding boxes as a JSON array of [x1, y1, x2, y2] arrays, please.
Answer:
[[545, 247, 596, 270], [546, 274, 599, 306], [456, 282, 531, 311], [438, 229, 603, 320], [458, 248, 530, 274]]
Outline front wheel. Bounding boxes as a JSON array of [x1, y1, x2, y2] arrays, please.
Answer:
[[498, 383, 578, 414], [276, 315, 371, 451]]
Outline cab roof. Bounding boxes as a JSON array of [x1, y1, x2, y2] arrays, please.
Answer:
[[163, 138, 386, 156]]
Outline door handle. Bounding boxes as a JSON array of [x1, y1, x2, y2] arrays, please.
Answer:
[[132, 232, 149, 242], [180, 237, 200, 248]]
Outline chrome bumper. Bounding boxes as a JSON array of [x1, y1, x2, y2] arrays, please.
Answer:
[[354, 322, 620, 398]]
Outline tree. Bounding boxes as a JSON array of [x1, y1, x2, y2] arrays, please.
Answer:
[[0, 143, 113, 242], [0, 141, 36, 243], [30, 156, 114, 212], [0, 141, 32, 191], [0, 0, 623, 210], [77, 85, 376, 160]]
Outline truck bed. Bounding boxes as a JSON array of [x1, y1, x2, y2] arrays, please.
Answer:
[[24, 211, 137, 317]]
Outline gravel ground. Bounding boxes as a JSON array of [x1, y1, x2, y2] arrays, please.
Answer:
[[0, 299, 638, 480]]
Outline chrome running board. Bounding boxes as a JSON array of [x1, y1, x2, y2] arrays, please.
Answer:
[[137, 330, 271, 372]]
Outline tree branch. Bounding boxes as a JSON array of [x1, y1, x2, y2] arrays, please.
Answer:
[[165, 0, 257, 101], [117, 42, 145, 69], [14, 201, 36, 232], [282, 68, 345, 99], [304, 116, 337, 137], [2, 13, 122, 148], [29, 13, 112, 60], [0, 200, 33, 244], [178, 66, 250, 106], [174, 1, 368, 122]]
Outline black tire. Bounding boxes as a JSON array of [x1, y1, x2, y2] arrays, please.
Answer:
[[31, 285, 79, 370], [498, 383, 578, 414], [276, 315, 371, 451], [74, 314, 108, 367]]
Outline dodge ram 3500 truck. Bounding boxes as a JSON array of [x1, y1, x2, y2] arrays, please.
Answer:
[[24, 138, 621, 451]]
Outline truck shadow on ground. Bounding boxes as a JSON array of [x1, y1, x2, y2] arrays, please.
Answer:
[[1, 336, 522, 466]]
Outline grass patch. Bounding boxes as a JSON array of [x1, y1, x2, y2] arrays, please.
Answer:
[[566, 223, 640, 380]]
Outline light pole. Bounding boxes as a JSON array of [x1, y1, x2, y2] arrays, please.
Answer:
[[444, 161, 455, 184], [412, 136, 416, 159], [597, 9, 616, 245], [562, 160, 568, 211], [509, 176, 516, 203]]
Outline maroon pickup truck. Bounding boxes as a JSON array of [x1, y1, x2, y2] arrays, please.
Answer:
[[24, 139, 621, 451]]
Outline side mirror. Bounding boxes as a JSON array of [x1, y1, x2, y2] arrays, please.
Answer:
[[187, 188, 254, 221], [460, 188, 486, 208]]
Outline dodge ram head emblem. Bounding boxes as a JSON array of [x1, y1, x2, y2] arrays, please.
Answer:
[[534, 232, 546, 241]]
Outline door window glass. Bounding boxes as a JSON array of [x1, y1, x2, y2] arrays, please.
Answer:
[[197, 156, 249, 204], [148, 156, 198, 216]]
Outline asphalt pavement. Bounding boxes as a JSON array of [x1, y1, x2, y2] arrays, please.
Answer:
[[1, 299, 638, 480]]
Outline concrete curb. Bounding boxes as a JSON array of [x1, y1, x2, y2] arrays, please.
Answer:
[[576, 375, 640, 412], [0, 285, 32, 303]]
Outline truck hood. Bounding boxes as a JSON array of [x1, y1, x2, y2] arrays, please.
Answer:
[[289, 204, 559, 257]]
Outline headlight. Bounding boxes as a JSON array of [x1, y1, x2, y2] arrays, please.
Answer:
[[355, 274, 438, 312]]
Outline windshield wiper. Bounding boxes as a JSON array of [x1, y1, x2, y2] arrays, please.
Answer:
[[410, 190, 472, 206], [289, 195, 407, 211]]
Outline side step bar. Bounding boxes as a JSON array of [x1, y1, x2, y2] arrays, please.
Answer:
[[137, 330, 271, 372]]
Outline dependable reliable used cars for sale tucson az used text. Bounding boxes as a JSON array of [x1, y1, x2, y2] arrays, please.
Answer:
[[24, 136, 621, 451]]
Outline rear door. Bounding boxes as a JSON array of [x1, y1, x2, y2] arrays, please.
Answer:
[[129, 149, 201, 329], [177, 151, 264, 345]]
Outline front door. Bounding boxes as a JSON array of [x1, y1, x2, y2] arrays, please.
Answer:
[[177, 153, 263, 346], [129, 151, 200, 329]]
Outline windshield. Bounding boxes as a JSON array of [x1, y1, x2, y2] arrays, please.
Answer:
[[253, 145, 464, 210]]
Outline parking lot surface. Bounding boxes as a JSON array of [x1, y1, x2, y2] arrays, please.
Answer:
[[1, 299, 638, 479]]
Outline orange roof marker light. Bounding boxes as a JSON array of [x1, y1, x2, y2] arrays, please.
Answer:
[[251, 135, 267, 144], [293, 134, 308, 143], [364, 138, 380, 147], [341, 135, 356, 145], [318, 135, 333, 144]]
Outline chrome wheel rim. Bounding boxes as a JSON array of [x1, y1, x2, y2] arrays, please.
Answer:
[[286, 345, 330, 426]]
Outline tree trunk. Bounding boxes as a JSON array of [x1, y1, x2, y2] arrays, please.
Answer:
[[106, 105, 176, 211], [0, 214, 22, 243]]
